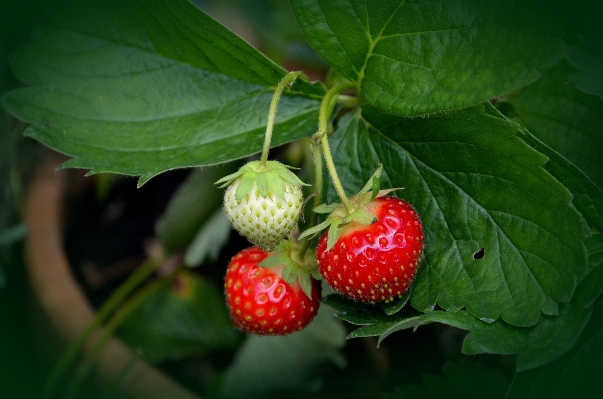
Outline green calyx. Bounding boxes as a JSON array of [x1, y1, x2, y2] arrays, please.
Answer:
[[215, 160, 308, 201], [299, 164, 401, 251], [258, 240, 321, 299]]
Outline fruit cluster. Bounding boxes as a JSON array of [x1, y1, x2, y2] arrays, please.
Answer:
[[217, 73, 425, 336]]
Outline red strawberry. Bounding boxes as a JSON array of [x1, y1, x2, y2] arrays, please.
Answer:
[[224, 246, 321, 335], [316, 196, 424, 303]]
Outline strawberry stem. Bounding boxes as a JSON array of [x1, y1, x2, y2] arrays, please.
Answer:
[[298, 143, 324, 258], [261, 71, 301, 166], [317, 81, 356, 213]]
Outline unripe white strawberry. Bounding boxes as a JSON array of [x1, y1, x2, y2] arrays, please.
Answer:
[[216, 160, 307, 251]]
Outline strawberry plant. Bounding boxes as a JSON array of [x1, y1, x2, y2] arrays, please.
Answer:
[[1, 0, 602, 398]]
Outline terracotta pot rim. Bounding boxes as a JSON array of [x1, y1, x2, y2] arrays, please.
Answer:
[[23, 157, 201, 399]]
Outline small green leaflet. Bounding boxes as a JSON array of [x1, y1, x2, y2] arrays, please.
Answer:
[[290, 0, 565, 116], [0, 0, 323, 186], [326, 106, 587, 328]]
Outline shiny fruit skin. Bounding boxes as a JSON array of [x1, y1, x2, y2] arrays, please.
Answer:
[[224, 247, 320, 335], [316, 196, 424, 303]]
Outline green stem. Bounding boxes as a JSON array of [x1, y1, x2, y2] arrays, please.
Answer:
[[63, 273, 176, 399], [42, 254, 165, 399], [298, 143, 323, 258], [317, 82, 356, 213], [260, 71, 301, 165], [337, 94, 358, 110]]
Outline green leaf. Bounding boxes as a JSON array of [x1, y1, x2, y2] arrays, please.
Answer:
[[573, 233, 603, 308], [463, 234, 603, 371], [463, 300, 593, 371], [566, 33, 603, 99], [326, 107, 587, 327], [322, 293, 398, 326], [323, 293, 484, 344], [118, 271, 240, 364], [156, 166, 233, 253], [505, 300, 603, 399], [291, 0, 565, 116], [382, 290, 411, 316], [517, 129, 603, 233], [507, 60, 603, 189], [375, 311, 485, 346], [0, 0, 322, 185], [183, 210, 232, 268], [384, 360, 509, 399], [220, 306, 347, 399]]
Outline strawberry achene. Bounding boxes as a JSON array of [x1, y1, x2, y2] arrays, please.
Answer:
[[224, 247, 320, 335], [316, 196, 424, 303]]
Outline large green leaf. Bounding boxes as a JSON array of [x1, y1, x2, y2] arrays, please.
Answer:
[[566, 33, 603, 99], [118, 271, 240, 364], [290, 0, 565, 116], [507, 60, 603, 190], [505, 299, 603, 399], [0, 0, 323, 185], [485, 103, 603, 232], [517, 130, 603, 233], [462, 234, 603, 372], [325, 107, 586, 327]]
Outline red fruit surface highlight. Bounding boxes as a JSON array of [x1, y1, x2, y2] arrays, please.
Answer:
[[316, 196, 424, 303], [224, 247, 320, 335]]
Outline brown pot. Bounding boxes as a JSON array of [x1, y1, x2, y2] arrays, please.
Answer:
[[23, 156, 201, 399]]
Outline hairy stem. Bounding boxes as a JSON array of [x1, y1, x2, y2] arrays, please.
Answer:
[[260, 71, 301, 165], [317, 82, 356, 213]]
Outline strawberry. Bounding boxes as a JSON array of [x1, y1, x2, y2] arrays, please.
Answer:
[[224, 245, 321, 336], [217, 160, 307, 251], [315, 196, 424, 303]]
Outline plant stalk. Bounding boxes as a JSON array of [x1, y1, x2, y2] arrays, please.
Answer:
[[260, 71, 301, 165], [41, 253, 165, 399], [316, 81, 356, 213], [62, 273, 175, 399], [298, 143, 324, 259]]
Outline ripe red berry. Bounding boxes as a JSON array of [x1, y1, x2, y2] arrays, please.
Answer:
[[316, 196, 424, 303], [224, 247, 321, 335]]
